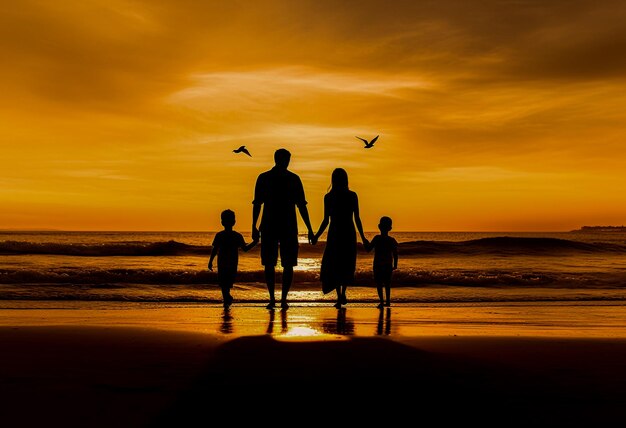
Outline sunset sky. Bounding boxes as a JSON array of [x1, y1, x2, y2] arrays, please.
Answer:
[[2, 0, 626, 231]]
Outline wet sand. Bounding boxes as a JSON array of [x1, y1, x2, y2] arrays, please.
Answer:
[[1, 302, 626, 426]]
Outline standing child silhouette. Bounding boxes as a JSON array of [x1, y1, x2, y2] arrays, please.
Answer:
[[208, 209, 258, 308], [365, 216, 398, 308]]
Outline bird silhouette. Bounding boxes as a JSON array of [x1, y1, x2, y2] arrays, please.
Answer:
[[233, 145, 251, 157], [356, 135, 379, 149]]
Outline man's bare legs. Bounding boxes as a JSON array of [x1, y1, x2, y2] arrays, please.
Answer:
[[265, 265, 293, 309], [265, 265, 276, 309], [281, 266, 293, 309]]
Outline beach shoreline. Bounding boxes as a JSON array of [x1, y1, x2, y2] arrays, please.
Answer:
[[2, 302, 626, 426]]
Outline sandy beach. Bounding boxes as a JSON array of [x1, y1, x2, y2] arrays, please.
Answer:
[[1, 301, 626, 426]]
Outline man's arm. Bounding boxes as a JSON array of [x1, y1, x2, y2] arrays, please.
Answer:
[[252, 203, 261, 242], [251, 174, 263, 241], [297, 203, 315, 244]]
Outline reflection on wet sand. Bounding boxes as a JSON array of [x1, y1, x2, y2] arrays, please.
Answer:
[[219, 306, 388, 338], [322, 308, 355, 335], [376, 308, 391, 336], [266, 309, 288, 335], [220, 308, 234, 334]]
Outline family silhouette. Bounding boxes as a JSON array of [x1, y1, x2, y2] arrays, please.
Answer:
[[210, 148, 398, 309]]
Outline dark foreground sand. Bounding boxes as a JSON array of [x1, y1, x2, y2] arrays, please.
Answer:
[[1, 304, 626, 426]]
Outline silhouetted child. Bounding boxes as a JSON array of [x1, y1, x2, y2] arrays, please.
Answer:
[[365, 216, 398, 308], [208, 209, 257, 308]]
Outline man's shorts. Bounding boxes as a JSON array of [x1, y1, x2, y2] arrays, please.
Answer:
[[260, 231, 299, 267]]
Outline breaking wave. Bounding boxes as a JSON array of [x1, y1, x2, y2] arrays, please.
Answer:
[[2, 237, 626, 257]]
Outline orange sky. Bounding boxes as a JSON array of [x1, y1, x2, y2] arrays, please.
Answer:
[[2, 0, 626, 231]]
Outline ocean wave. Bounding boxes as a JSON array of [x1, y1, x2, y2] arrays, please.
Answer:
[[1, 267, 624, 288], [2, 280, 626, 303], [2, 237, 625, 257], [0, 240, 210, 256], [397, 237, 626, 256]]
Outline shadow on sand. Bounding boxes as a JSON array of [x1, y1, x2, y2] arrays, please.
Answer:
[[148, 334, 609, 426]]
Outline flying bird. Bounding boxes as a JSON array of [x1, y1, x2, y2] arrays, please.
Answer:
[[233, 145, 251, 157], [356, 135, 379, 149]]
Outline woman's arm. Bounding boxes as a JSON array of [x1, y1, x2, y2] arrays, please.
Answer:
[[353, 193, 368, 244], [314, 197, 330, 244]]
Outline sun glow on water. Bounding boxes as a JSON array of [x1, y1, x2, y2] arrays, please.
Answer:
[[293, 257, 320, 271], [274, 325, 349, 341], [282, 326, 321, 337]]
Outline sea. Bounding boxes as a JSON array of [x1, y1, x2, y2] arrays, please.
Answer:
[[1, 230, 626, 304]]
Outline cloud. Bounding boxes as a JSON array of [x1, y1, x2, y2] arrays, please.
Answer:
[[2, 0, 626, 230], [3, 0, 626, 112], [170, 67, 429, 104]]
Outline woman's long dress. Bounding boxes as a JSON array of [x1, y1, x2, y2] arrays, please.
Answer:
[[320, 190, 358, 294]]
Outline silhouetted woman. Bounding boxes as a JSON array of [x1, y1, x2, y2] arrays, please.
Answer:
[[314, 168, 368, 307]]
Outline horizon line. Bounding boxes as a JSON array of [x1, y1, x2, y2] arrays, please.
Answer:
[[0, 228, 586, 233]]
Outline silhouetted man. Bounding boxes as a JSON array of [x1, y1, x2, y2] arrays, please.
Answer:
[[252, 148, 314, 309]]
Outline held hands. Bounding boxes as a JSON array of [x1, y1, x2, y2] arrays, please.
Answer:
[[208, 262, 213, 271], [362, 237, 370, 250], [308, 229, 316, 245], [252, 227, 260, 242]]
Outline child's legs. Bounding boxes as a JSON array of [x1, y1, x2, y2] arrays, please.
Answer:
[[218, 269, 236, 303], [377, 268, 392, 304], [375, 281, 384, 302], [219, 282, 232, 301], [374, 267, 389, 302], [383, 268, 392, 306]]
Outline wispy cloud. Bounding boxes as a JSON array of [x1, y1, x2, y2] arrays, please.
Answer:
[[169, 67, 430, 104], [3, 1, 626, 230]]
